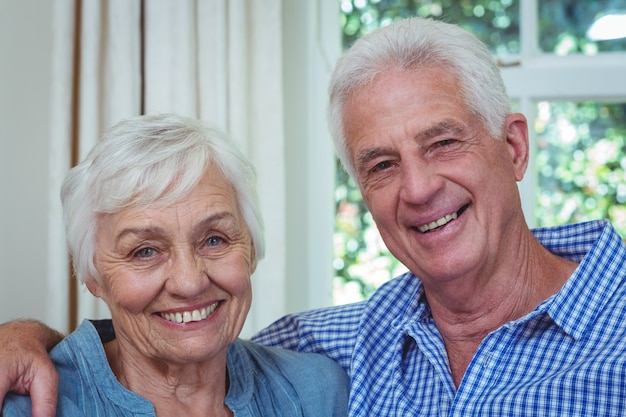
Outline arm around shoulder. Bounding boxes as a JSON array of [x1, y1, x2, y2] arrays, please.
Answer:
[[0, 319, 64, 417]]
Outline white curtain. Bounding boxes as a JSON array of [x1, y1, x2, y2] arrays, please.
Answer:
[[73, 0, 143, 325]]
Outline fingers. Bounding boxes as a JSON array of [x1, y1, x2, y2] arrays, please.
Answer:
[[29, 360, 59, 417], [0, 372, 15, 407], [0, 344, 58, 417], [0, 320, 62, 417]]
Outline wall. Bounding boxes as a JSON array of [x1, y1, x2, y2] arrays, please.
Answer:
[[0, 0, 69, 330]]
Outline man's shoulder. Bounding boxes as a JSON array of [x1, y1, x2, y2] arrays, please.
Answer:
[[532, 220, 622, 262], [234, 338, 347, 374]]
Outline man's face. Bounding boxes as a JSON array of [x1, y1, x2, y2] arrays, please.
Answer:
[[342, 68, 528, 288]]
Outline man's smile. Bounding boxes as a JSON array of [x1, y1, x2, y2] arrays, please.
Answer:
[[415, 204, 469, 233]]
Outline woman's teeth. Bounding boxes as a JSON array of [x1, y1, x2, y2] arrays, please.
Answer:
[[418, 212, 458, 233], [160, 302, 218, 323]]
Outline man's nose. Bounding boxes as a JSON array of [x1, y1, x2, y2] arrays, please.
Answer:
[[398, 157, 444, 205]]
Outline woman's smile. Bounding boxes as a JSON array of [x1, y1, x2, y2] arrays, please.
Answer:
[[159, 301, 221, 324]]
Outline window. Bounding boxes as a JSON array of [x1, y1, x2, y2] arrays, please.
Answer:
[[535, 101, 626, 233], [333, 0, 626, 304]]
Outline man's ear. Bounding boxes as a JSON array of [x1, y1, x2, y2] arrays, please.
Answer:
[[249, 243, 258, 275], [504, 113, 530, 181]]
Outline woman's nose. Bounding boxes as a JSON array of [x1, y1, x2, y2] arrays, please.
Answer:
[[165, 250, 210, 297]]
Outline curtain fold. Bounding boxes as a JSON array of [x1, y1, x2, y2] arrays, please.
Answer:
[[74, 0, 143, 324]]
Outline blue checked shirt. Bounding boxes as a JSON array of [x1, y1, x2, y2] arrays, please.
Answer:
[[253, 220, 626, 416]]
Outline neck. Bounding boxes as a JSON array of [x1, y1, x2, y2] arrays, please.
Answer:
[[104, 340, 233, 417], [423, 228, 578, 387]]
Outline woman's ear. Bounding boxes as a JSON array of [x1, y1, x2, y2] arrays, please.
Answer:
[[504, 113, 530, 182], [84, 277, 102, 298]]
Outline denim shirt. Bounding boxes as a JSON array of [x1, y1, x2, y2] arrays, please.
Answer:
[[2, 320, 349, 416]]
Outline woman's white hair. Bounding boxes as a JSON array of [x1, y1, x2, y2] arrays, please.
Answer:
[[328, 17, 511, 178], [61, 113, 265, 284]]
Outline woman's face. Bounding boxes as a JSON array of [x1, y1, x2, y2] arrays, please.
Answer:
[[89, 164, 255, 366]]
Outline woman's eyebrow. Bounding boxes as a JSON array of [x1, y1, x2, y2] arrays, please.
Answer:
[[115, 226, 167, 244], [191, 211, 238, 236], [114, 212, 238, 244]]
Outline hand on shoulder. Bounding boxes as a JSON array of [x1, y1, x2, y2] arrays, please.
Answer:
[[0, 320, 63, 417]]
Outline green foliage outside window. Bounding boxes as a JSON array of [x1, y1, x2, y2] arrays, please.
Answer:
[[536, 102, 626, 236], [538, 0, 626, 54], [340, 0, 519, 53]]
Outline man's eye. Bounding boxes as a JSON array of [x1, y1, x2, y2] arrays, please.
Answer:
[[372, 160, 392, 172], [434, 139, 455, 148], [205, 236, 225, 247], [134, 247, 156, 258]]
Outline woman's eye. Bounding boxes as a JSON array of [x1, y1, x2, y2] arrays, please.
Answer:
[[205, 236, 225, 247], [134, 247, 156, 258]]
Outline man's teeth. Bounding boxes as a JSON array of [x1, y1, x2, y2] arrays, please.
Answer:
[[160, 303, 218, 324], [418, 212, 458, 233]]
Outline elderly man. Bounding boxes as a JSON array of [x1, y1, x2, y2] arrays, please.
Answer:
[[2, 17, 626, 416]]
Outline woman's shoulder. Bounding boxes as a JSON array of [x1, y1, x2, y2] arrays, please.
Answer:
[[1, 394, 33, 417], [227, 339, 349, 416], [49, 320, 109, 376]]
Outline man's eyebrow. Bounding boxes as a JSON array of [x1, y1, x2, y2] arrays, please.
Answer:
[[354, 119, 465, 168], [356, 147, 389, 168], [416, 119, 465, 141]]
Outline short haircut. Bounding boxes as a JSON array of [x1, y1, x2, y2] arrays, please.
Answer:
[[328, 17, 511, 178]]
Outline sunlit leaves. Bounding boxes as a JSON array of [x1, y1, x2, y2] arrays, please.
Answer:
[[536, 101, 626, 237], [538, 0, 626, 55], [339, 0, 519, 52]]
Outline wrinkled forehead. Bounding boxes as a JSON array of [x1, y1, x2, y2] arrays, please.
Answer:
[[97, 165, 244, 234], [105, 159, 224, 207]]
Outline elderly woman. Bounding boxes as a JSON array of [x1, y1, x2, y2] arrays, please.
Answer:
[[2, 114, 348, 417]]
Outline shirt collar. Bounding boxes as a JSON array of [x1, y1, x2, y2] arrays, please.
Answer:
[[538, 220, 626, 339]]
